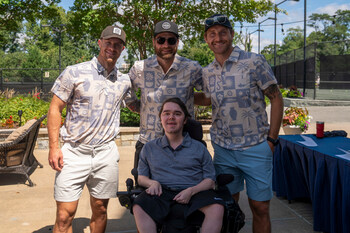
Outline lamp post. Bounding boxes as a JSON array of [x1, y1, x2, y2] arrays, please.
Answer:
[[258, 17, 275, 54], [274, 0, 299, 69], [41, 24, 66, 74], [303, 0, 307, 96], [249, 29, 264, 52]]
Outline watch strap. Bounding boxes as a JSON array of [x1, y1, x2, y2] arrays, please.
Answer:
[[267, 136, 279, 146]]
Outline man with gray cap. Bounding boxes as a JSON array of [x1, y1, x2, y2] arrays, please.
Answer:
[[127, 20, 203, 169], [199, 14, 284, 233], [47, 25, 131, 233]]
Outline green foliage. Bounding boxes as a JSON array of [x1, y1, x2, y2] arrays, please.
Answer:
[[280, 87, 303, 98], [0, 94, 51, 126], [120, 108, 140, 126], [262, 10, 350, 61], [0, 0, 60, 48], [178, 39, 214, 67], [0, 93, 139, 127], [282, 107, 311, 132], [68, 0, 274, 60]]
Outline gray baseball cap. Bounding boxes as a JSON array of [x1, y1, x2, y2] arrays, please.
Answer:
[[100, 26, 126, 45], [154, 20, 179, 38]]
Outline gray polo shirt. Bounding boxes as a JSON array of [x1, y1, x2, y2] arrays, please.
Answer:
[[137, 133, 215, 189]]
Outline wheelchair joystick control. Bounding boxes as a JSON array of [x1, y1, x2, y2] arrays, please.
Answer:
[[126, 178, 134, 193]]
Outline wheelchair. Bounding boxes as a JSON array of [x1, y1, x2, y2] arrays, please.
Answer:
[[117, 119, 245, 233]]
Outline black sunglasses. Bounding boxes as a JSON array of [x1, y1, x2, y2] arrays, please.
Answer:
[[156, 37, 178, 45], [205, 15, 228, 27]]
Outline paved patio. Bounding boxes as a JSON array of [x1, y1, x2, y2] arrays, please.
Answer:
[[1, 105, 349, 233]]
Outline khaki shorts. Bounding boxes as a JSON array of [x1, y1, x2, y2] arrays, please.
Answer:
[[54, 140, 119, 202]]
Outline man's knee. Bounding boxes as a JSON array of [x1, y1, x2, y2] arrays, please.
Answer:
[[201, 203, 225, 219], [90, 197, 109, 216], [55, 207, 76, 232], [249, 199, 270, 216]]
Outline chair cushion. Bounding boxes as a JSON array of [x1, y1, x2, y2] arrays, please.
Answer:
[[4, 119, 37, 143], [6, 149, 25, 166]]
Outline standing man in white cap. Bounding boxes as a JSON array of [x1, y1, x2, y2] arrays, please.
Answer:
[[127, 20, 204, 171], [48, 25, 131, 233]]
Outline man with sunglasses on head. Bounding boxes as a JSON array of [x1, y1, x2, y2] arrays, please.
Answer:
[[127, 20, 203, 169], [199, 14, 284, 233]]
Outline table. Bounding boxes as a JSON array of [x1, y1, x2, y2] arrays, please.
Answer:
[[273, 134, 350, 233]]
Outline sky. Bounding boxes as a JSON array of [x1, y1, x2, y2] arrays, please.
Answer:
[[58, 0, 350, 59]]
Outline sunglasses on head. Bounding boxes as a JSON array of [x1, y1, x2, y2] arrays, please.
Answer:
[[205, 15, 228, 27], [156, 37, 178, 45]]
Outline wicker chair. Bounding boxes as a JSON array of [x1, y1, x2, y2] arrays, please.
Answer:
[[0, 115, 46, 186]]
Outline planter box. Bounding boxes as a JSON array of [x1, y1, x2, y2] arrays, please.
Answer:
[[282, 125, 303, 135]]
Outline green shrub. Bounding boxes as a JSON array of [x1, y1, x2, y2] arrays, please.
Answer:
[[0, 93, 139, 127], [0, 94, 50, 126]]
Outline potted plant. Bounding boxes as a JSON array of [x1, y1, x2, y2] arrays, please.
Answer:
[[282, 107, 311, 134]]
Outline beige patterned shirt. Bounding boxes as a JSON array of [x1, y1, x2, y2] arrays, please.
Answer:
[[129, 54, 203, 144], [51, 57, 131, 145]]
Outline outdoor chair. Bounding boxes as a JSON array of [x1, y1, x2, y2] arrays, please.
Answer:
[[117, 119, 245, 233], [0, 114, 46, 186]]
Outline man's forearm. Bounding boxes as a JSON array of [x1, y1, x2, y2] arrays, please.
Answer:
[[189, 178, 215, 196], [47, 108, 62, 149], [264, 84, 284, 139], [47, 96, 66, 149]]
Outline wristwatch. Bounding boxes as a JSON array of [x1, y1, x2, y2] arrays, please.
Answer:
[[267, 136, 279, 146]]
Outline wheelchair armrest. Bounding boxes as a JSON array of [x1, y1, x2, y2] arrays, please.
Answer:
[[117, 177, 144, 209], [216, 174, 234, 186]]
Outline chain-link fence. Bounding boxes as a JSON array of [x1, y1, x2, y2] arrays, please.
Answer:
[[268, 40, 350, 101], [0, 68, 60, 96]]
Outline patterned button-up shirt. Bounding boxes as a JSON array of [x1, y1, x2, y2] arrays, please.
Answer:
[[203, 46, 277, 150], [129, 54, 203, 144], [51, 57, 131, 145]]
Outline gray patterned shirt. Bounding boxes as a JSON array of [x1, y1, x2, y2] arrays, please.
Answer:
[[129, 54, 203, 144], [51, 57, 131, 145], [203, 46, 277, 150]]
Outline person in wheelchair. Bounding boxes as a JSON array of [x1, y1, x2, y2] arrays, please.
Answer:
[[132, 97, 225, 233]]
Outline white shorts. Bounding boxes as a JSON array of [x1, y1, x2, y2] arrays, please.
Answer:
[[54, 140, 120, 202]]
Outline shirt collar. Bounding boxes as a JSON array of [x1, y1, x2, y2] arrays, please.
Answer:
[[92, 57, 119, 82], [160, 132, 192, 150], [212, 46, 241, 67], [149, 54, 182, 71]]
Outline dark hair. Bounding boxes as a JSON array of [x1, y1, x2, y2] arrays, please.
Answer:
[[159, 97, 191, 119]]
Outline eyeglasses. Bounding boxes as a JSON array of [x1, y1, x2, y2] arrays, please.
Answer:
[[156, 37, 178, 45], [205, 15, 228, 27]]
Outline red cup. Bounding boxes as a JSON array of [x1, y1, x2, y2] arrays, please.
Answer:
[[316, 121, 324, 138]]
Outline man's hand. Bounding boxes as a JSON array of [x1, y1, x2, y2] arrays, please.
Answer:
[[145, 180, 162, 196], [173, 187, 193, 204], [267, 141, 275, 153], [48, 148, 64, 171]]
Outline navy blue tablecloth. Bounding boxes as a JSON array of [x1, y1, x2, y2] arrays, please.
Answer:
[[273, 134, 350, 233]]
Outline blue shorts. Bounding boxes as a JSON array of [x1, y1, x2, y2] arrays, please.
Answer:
[[212, 141, 273, 201]]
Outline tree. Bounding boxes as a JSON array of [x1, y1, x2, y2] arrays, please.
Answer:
[[178, 38, 214, 67], [0, 0, 60, 49], [279, 27, 304, 52], [68, 0, 275, 60]]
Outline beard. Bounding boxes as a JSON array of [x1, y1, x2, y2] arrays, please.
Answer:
[[155, 47, 177, 60]]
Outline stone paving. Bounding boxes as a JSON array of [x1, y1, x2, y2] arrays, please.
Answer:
[[0, 104, 349, 233]]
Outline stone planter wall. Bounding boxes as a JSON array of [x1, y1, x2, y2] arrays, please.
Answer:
[[1, 125, 212, 149]]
